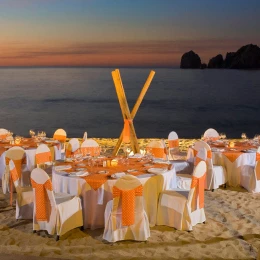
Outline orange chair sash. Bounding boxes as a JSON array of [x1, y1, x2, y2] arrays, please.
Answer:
[[123, 119, 132, 144], [36, 151, 52, 164], [256, 153, 260, 162], [53, 134, 66, 142], [5, 158, 25, 179], [31, 179, 53, 221], [113, 185, 143, 226], [0, 134, 8, 139], [147, 147, 166, 159], [193, 149, 211, 159], [81, 147, 100, 157], [194, 157, 204, 167], [168, 139, 179, 148], [9, 166, 19, 205], [190, 173, 206, 211]]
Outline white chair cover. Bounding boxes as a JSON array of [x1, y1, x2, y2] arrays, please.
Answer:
[[9, 160, 33, 219], [66, 138, 80, 157], [146, 140, 167, 159], [167, 131, 192, 174], [194, 141, 226, 190], [156, 161, 207, 231], [53, 129, 67, 159], [240, 147, 260, 193], [35, 144, 53, 174], [83, 131, 88, 141], [31, 168, 83, 237], [103, 175, 150, 242], [177, 148, 207, 190], [81, 139, 100, 156], [0, 128, 8, 139], [168, 131, 179, 159], [2, 147, 28, 193], [203, 128, 219, 140]]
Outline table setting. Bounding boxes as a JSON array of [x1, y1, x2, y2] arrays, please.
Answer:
[[52, 151, 177, 229]]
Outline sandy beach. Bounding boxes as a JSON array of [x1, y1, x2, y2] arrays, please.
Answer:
[[0, 139, 260, 260]]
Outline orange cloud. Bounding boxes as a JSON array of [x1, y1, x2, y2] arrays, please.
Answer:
[[1, 38, 259, 67]]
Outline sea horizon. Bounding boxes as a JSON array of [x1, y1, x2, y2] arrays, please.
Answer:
[[0, 67, 260, 139]]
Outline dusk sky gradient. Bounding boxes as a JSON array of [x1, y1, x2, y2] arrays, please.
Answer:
[[1, 0, 260, 67]]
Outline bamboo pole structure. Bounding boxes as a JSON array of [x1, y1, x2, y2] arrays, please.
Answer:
[[112, 69, 139, 154], [112, 70, 155, 155]]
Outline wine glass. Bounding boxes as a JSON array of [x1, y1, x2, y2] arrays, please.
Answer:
[[241, 133, 247, 140], [29, 129, 35, 138], [101, 146, 107, 157]]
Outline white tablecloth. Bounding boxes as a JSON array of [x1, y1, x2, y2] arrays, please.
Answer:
[[0, 145, 61, 179], [52, 167, 177, 229]]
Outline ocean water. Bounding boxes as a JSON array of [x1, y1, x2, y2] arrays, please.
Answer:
[[0, 67, 260, 139]]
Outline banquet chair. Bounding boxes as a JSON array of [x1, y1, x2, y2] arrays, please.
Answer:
[[168, 131, 179, 158], [240, 147, 260, 193], [2, 147, 29, 195], [53, 128, 67, 160], [81, 139, 100, 156], [83, 131, 88, 141], [203, 128, 220, 141], [146, 140, 167, 160], [9, 160, 33, 219], [103, 175, 150, 242], [156, 161, 206, 231], [35, 144, 53, 175], [194, 141, 227, 191], [0, 128, 9, 139], [31, 168, 83, 240], [177, 148, 207, 190], [66, 138, 80, 158], [168, 131, 192, 174]]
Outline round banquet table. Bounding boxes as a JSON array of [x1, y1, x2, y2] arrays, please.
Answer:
[[52, 165, 177, 230], [0, 139, 62, 180], [187, 143, 257, 187]]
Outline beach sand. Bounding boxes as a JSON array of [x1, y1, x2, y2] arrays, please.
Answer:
[[0, 139, 260, 260]]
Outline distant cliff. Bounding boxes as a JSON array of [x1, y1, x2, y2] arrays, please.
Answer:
[[180, 44, 260, 69]]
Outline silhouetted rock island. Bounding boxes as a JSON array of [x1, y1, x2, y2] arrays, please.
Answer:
[[180, 51, 201, 69], [180, 44, 260, 69], [208, 54, 224, 68]]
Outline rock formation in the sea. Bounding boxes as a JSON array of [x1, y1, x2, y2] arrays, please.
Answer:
[[224, 52, 236, 68], [208, 54, 224, 68], [200, 63, 207, 69], [180, 51, 201, 69], [224, 44, 260, 69]]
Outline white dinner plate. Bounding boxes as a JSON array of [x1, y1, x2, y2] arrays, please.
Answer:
[[127, 169, 138, 173], [69, 171, 89, 177], [147, 167, 167, 175], [55, 165, 72, 171], [98, 170, 109, 174]]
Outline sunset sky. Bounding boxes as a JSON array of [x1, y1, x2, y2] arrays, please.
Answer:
[[1, 0, 260, 67]]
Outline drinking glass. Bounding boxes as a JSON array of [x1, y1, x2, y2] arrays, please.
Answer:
[[241, 133, 247, 140], [29, 129, 35, 138]]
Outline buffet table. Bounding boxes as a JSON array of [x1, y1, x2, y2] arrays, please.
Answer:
[[52, 157, 177, 229]]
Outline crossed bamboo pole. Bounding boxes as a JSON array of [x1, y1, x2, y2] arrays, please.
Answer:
[[112, 69, 155, 155]]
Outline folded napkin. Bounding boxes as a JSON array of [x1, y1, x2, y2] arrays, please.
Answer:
[[55, 165, 72, 171], [153, 159, 170, 165], [70, 171, 89, 177], [147, 167, 168, 175], [111, 172, 126, 179]]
